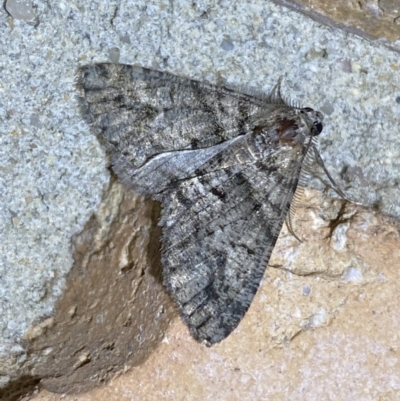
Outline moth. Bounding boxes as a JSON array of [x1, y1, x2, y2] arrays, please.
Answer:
[[76, 64, 345, 346]]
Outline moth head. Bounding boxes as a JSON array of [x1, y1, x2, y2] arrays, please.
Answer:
[[275, 107, 323, 147], [299, 107, 324, 137]]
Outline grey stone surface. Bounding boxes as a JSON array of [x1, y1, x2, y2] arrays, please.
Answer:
[[5, 0, 36, 21], [0, 0, 399, 368]]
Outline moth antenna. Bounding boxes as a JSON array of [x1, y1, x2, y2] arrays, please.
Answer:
[[286, 138, 319, 242], [271, 76, 283, 98], [266, 76, 287, 105], [286, 185, 305, 243], [266, 76, 300, 109]]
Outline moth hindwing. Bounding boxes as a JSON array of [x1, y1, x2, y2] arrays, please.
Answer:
[[76, 63, 324, 346]]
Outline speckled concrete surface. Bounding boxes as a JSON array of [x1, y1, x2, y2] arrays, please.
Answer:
[[0, 0, 399, 373]]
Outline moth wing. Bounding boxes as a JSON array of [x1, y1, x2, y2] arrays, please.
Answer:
[[76, 63, 306, 345], [113, 133, 258, 197], [76, 63, 269, 171], [160, 145, 303, 345]]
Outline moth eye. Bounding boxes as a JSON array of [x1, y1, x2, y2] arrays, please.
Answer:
[[314, 121, 323, 134]]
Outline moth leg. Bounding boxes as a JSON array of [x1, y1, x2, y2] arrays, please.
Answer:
[[312, 145, 352, 202]]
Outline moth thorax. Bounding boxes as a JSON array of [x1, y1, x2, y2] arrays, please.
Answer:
[[277, 118, 306, 147]]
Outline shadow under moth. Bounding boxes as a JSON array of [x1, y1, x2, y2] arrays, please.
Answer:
[[76, 63, 345, 346]]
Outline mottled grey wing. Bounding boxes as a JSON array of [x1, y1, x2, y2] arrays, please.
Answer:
[[76, 63, 306, 345], [160, 144, 302, 345], [76, 63, 271, 194]]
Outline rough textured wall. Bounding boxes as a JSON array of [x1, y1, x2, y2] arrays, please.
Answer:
[[0, 0, 399, 399]]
